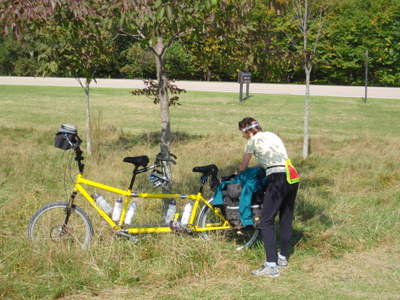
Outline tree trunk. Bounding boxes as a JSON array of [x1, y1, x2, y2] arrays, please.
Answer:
[[154, 37, 172, 213], [303, 67, 311, 159], [206, 70, 211, 81], [302, 0, 310, 159], [76, 78, 92, 156], [84, 79, 92, 156]]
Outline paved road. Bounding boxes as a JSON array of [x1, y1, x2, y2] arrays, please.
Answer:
[[1, 76, 399, 99]]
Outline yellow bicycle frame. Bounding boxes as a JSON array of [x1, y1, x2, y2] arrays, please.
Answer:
[[72, 174, 231, 234]]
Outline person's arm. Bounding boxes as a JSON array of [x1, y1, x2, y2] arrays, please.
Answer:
[[239, 153, 252, 172]]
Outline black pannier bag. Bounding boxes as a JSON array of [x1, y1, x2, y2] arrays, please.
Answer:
[[223, 181, 264, 227], [54, 123, 78, 150], [223, 183, 242, 227], [250, 189, 263, 225]]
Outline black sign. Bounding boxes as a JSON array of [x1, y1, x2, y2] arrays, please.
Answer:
[[238, 72, 251, 102], [238, 72, 251, 84]]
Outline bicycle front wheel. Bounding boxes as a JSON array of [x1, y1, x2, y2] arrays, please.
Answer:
[[28, 202, 93, 249], [197, 199, 260, 250]]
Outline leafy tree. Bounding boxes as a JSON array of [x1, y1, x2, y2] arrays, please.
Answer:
[[164, 42, 198, 80], [315, 0, 400, 86], [268, 0, 290, 15], [246, 0, 299, 83], [182, 0, 254, 81], [119, 44, 156, 79], [0, 0, 116, 156], [0, 35, 40, 75], [119, 41, 198, 80], [112, 0, 222, 204], [131, 80, 186, 106]]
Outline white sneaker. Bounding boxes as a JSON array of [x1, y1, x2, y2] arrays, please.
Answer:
[[251, 262, 280, 277], [277, 252, 288, 267]]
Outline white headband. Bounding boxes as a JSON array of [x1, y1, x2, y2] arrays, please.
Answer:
[[241, 122, 259, 132]]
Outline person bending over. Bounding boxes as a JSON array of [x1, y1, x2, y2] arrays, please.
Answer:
[[238, 117, 299, 278]]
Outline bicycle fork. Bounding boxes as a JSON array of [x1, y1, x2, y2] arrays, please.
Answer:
[[63, 191, 78, 222]]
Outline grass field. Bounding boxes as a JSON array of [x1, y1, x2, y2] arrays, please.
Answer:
[[0, 85, 399, 299]]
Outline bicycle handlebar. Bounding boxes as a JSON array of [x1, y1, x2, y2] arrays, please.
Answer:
[[155, 152, 177, 165]]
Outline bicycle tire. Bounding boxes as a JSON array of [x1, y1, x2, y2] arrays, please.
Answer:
[[28, 202, 93, 249], [197, 199, 260, 250]]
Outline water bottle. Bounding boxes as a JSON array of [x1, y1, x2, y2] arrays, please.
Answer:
[[164, 200, 176, 224], [112, 198, 123, 222], [93, 193, 112, 215], [181, 202, 193, 226], [124, 201, 137, 225]]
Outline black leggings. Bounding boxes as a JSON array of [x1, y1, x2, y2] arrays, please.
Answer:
[[260, 172, 299, 263]]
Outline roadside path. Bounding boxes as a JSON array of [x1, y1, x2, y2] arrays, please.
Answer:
[[1, 76, 399, 99]]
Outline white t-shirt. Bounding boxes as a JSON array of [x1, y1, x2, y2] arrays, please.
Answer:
[[244, 131, 288, 172]]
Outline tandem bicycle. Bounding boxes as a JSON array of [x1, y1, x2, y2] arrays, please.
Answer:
[[27, 124, 260, 250]]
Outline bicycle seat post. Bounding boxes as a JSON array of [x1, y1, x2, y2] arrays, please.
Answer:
[[128, 166, 139, 190], [199, 175, 208, 194]]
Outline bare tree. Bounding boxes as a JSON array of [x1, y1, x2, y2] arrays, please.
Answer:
[[292, 0, 324, 158]]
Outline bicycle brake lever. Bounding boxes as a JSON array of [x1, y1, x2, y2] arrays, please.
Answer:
[[156, 152, 177, 164]]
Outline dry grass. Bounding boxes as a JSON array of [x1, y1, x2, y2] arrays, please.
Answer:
[[0, 85, 399, 299]]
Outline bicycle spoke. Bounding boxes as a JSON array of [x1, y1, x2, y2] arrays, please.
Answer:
[[28, 202, 93, 249]]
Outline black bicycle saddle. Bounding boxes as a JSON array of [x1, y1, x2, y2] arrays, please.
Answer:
[[123, 155, 149, 168]]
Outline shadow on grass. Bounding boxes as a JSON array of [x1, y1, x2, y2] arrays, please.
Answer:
[[296, 192, 333, 224], [288, 175, 337, 256], [115, 130, 205, 149], [240, 95, 253, 102]]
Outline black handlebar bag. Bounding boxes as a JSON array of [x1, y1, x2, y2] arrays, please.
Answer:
[[54, 124, 78, 150]]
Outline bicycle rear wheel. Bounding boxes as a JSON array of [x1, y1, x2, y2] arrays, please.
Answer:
[[197, 199, 259, 250], [28, 202, 93, 249]]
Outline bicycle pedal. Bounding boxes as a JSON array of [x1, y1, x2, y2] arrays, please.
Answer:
[[236, 225, 255, 235], [170, 221, 192, 234], [170, 221, 183, 232], [116, 230, 139, 243]]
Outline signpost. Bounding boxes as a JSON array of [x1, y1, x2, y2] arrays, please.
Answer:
[[364, 49, 368, 103], [238, 72, 251, 102]]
